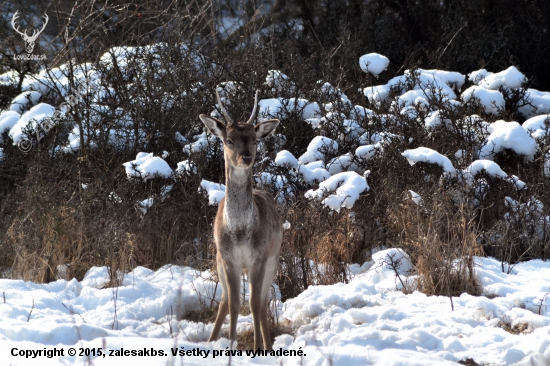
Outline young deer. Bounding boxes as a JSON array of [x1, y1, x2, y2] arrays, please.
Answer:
[[199, 89, 282, 350]]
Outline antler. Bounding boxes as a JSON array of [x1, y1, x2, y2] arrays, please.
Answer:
[[246, 90, 259, 124], [11, 11, 49, 42], [215, 87, 234, 125], [11, 11, 27, 38], [33, 13, 49, 41]]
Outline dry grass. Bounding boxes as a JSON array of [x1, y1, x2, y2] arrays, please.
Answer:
[[388, 189, 483, 297]]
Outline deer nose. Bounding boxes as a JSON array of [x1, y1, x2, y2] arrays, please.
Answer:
[[242, 155, 253, 165]]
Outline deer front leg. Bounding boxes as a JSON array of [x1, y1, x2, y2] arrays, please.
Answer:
[[224, 260, 241, 349], [209, 252, 228, 342], [249, 260, 268, 350]]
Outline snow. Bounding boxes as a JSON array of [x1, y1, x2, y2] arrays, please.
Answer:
[[275, 150, 299, 168], [459, 160, 508, 186], [461, 86, 505, 114], [200, 179, 226, 205], [0, 250, 548, 365], [265, 70, 295, 93], [521, 88, 550, 117], [359, 53, 390, 77], [409, 190, 424, 207], [298, 136, 338, 164], [417, 69, 465, 90], [0, 111, 21, 142], [62, 125, 95, 153], [468, 69, 492, 85], [327, 153, 358, 174], [364, 69, 459, 105], [355, 144, 381, 161], [522, 114, 550, 140], [479, 120, 537, 161], [479, 66, 526, 90], [258, 98, 321, 121], [122, 153, 174, 181], [175, 160, 197, 176], [402, 147, 456, 174], [424, 110, 448, 129], [8, 103, 56, 144], [305, 171, 369, 211], [275, 150, 331, 185], [9, 91, 41, 113]]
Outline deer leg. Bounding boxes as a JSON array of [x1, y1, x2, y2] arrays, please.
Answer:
[[260, 256, 279, 350], [209, 254, 229, 342], [249, 260, 268, 350], [208, 297, 228, 341], [225, 261, 241, 349]]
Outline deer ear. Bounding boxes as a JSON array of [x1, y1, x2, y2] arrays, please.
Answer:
[[255, 119, 280, 139], [199, 114, 226, 139]]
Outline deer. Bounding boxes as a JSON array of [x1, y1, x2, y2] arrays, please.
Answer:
[[199, 89, 282, 350], [11, 11, 49, 54]]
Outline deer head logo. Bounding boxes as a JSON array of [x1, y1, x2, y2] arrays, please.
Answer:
[[11, 11, 49, 54]]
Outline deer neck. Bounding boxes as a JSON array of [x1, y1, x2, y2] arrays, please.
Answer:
[[224, 163, 254, 228]]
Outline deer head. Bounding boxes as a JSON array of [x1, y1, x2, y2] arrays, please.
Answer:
[[199, 89, 279, 169], [12, 11, 49, 54]]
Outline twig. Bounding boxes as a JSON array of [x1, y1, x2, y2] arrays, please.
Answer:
[[537, 292, 549, 315], [27, 299, 35, 322], [438, 22, 468, 61], [62, 302, 87, 323]]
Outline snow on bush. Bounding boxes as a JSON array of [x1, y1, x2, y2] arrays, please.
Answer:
[[8, 103, 55, 144], [258, 98, 321, 120], [359, 53, 390, 77], [298, 136, 338, 164], [479, 66, 526, 90], [522, 114, 550, 140], [265, 70, 295, 93], [364, 68, 459, 105], [521, 88, 550, 117], [175, 160, 197, 176], [123, 153, 173, 181], [305, 171, 369, 211], [275, 150, 330, 184], [459, 160, 508, 186], [402, 147, 456, 174], [200, 179, 226, 205], [478, 120, 537, 161], [461, 86, 505, 114], [9, 91, 41, 113], [0, 111, 21, 143], [504, 196, 550, 243]]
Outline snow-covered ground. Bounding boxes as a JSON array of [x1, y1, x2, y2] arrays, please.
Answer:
[[0, 248, 549, 365]]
